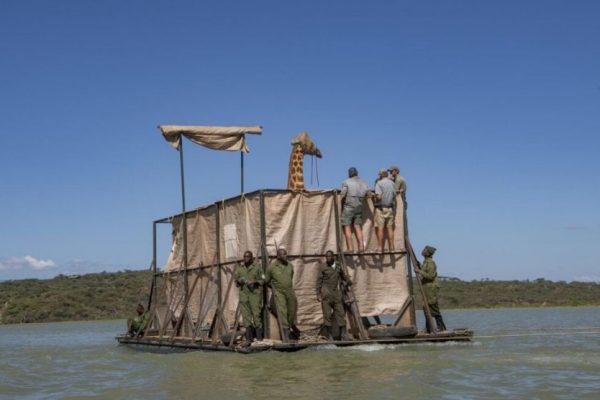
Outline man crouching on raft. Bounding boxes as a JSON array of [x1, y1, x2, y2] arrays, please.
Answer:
[[127, 303, 149, 338]]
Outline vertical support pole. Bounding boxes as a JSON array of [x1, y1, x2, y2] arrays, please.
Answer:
[[148, 221, 158, 311], [406, 239, 435, 333], [258, 191, 270, 336], [332, 190, 368, 340], [215, 202, 222, 338], [240, 148, 244, 194], [176, 139, 190, 337], [402, 194, 417, 324], [405, 244, 417, 325], [178, 139, 189, 299]]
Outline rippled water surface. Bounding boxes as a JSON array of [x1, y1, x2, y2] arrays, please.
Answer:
[[1, 307, 600, 399]]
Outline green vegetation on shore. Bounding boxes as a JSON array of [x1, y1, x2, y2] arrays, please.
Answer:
[[418, 277, 600, 309], [0, 270, 151, 324], [1, 271, 599, 324]]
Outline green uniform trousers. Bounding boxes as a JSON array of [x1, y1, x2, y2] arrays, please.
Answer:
[[321, 296, 346, 327], [240, 294, 263, 330], [273, 288, 296, 329]]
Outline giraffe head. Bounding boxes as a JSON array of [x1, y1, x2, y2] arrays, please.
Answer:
[[291, 131, 322, 158]]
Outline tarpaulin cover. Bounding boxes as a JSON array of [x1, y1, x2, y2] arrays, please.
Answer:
[[164, 190, 410, 330]]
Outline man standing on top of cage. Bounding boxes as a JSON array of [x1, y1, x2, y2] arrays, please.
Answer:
[[235, 250, 265, 344], [388, 165, 407, 210], [374, 168, 396, 252], [265, 248, 300, 342], [340, 167, 369, 253]]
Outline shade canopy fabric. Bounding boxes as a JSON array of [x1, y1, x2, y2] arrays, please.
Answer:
[[159, 125, 263, 153]]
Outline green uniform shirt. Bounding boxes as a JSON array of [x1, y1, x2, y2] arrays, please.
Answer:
[[420, 257, 439, 304], [265, 260, 294, 293], [132, 311, 149, 332], [235, 262, 265, 301], [394, 175, 406, 193], [394, 175, 407, 208], [316, 262, 351, 301]]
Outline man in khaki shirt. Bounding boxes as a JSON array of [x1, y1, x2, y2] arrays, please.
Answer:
[[374, 169, 396, 252]]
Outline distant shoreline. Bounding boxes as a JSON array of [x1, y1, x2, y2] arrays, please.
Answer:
[[1, 270, 599, 325]]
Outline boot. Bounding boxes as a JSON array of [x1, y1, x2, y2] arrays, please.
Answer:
[[243, 326, 255, 346], [434, 315, 447, 332], [425, 315, 434, 334], [255, 327, 263, 342], [291, 324, 301, 336], [281, 328, 290, 343], [322, 325, 333, 340], [339, 326, 351, 341], [290, 324, 301, 340]]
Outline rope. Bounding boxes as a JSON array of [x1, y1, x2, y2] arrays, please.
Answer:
[[309, 155, 320, 187]]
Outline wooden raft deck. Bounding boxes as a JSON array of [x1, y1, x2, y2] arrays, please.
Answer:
[[116, 329, 474, 354]]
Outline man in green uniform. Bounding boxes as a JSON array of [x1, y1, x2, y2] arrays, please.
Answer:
[[388, 165, 407, 209], [415, 245, 447, 333], [316, 250, 352, 340], [265, 248, 298, 342], [127, 303, 149, 337], [235, 250, 265, 343]]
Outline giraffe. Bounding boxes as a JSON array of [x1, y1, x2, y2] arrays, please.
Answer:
[[287, 131, 322, 191]]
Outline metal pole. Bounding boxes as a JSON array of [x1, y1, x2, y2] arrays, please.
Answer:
[[332, 190, 368, 340], [179, 139, 189, 320], [402, 195, 417, 324], [240, 151, 244, 194], [258, 191, 271, 338], [148, 221, 157, 311], [215, 202, 222, 338]]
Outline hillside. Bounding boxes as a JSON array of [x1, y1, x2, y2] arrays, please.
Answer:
[[0, 270, 152, 324], [1, 271, 599, 324]]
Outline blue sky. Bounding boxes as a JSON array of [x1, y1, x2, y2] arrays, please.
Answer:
[[1, 0, 598, 281]]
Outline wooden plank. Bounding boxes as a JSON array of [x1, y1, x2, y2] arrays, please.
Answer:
[[212, 267, 236, 343], [228, 302, 242, 347], [171, 271, 201, 339], [393, 296, 413, 327], [405, 238, 435, 333], [332, 191, 368, 340], [142, 274, 168, 335], [191, 255, 219, 341]]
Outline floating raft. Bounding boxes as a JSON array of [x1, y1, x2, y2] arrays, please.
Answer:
[[116, 329, 474, 354], [122, 126, 475, 351]]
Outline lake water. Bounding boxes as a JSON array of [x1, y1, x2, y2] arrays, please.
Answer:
[[1, 307, 599, 399]]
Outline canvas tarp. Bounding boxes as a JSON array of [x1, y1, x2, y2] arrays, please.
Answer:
[[159, 125, 262, 152], [164, 189, 411, 331]]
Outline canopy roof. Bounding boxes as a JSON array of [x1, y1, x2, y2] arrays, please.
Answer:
[[159, 125, 263, 153]]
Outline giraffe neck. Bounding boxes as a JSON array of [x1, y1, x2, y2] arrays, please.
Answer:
[[287, 145, 305, 190]]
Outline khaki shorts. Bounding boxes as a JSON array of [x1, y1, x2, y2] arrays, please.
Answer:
[[341, 206, 363, 226], [374, 207, 394, 227]]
